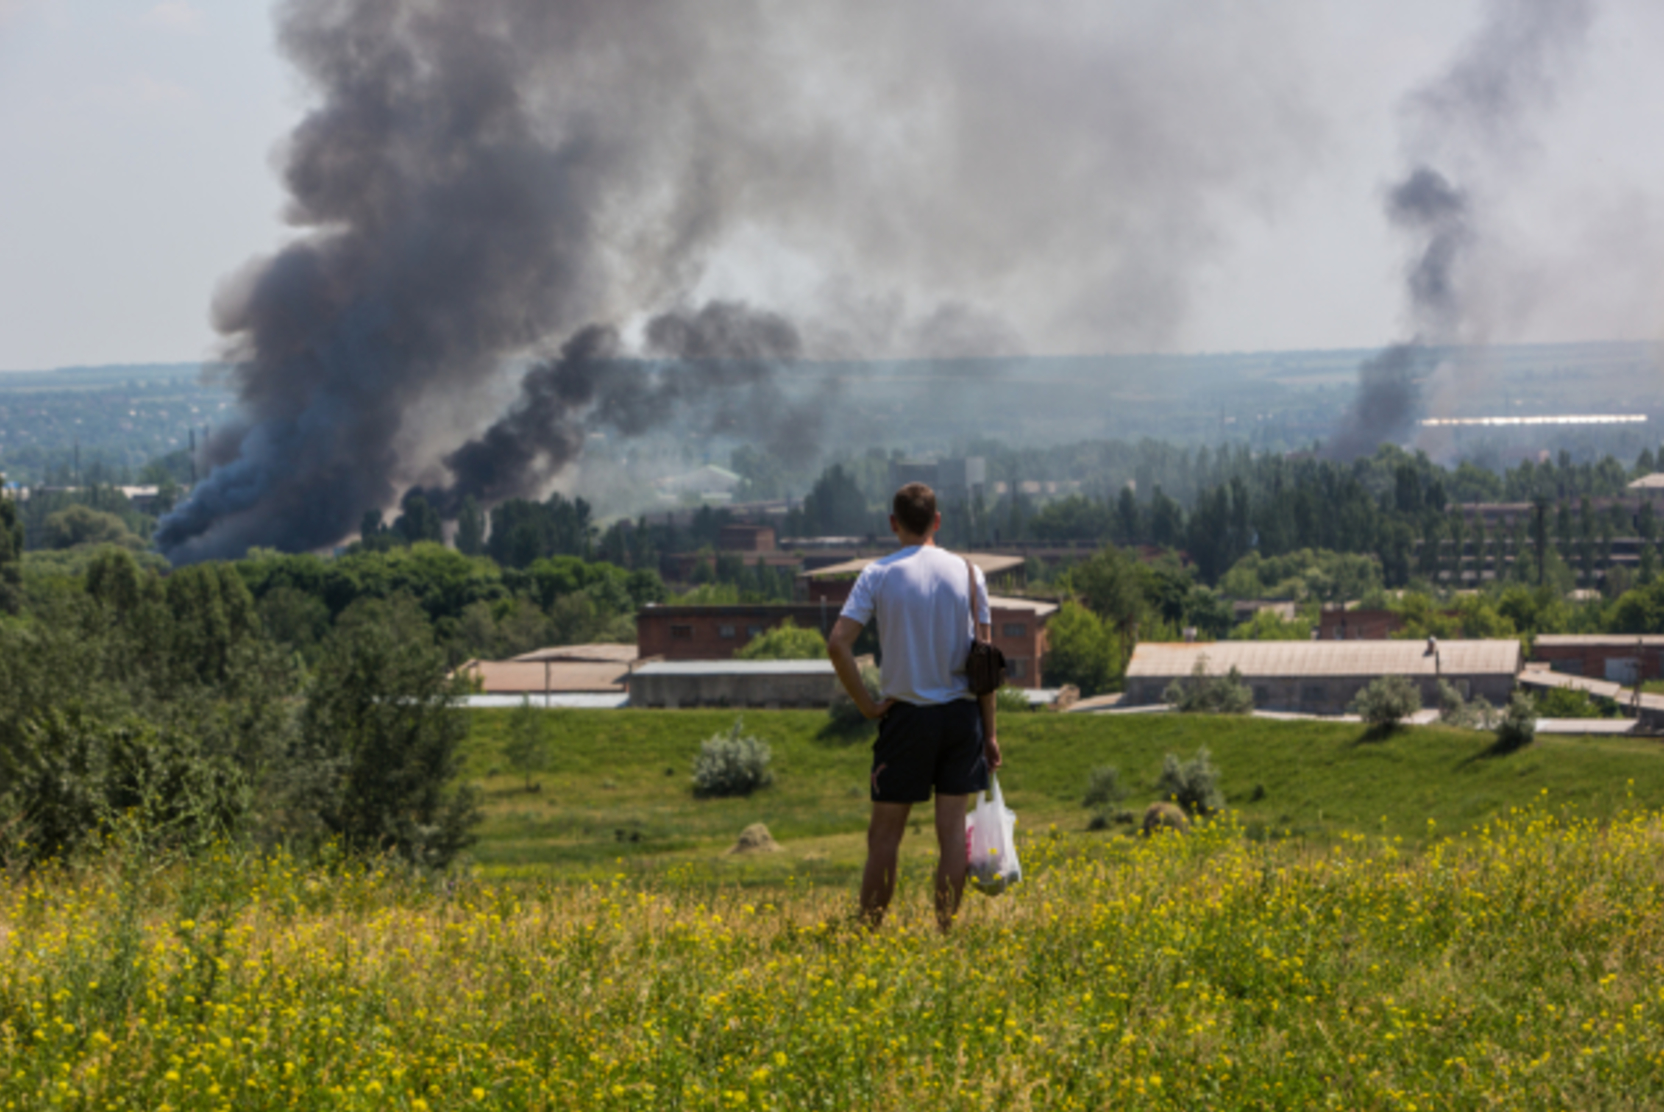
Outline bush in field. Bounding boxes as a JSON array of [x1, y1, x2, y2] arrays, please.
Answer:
[[1493, 691, 1538, 753], [1352, 675, 1421, 732], [1437, 679, 1496, 730], [1082, 764, 1128, 830], [692, 718, 774, 798], [1157, 748, 1224, 817], [995, 686, 1031, 714], [1164, 658, 1253, 714], [1082, 765, 1126, 810], [827, 665, 884, 736], [1533, 685, 1614, 719]]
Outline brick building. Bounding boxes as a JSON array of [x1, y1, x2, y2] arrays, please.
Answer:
[[635, 591, 1058, 685], [1317, 608, 1405, 640], [1531, 635, 1664, 685]]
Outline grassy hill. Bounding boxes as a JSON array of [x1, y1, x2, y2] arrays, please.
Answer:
[[462, 708, 1664, 881]]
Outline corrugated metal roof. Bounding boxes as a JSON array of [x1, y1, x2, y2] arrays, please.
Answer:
[[511, 643, 639, 663], [1126, 639, 1521, 679], [1534, 635, 1664, 647], [800, 551, 1026, 579], [987, 595, 1059, 617], [454, 660, 630, 693], [631, 660, 835, 677]]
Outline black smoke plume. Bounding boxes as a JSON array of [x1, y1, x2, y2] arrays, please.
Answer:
[[1327, 0, 1594, 461], [154, 0, 1328, 560], [429, 301, 815, 514]]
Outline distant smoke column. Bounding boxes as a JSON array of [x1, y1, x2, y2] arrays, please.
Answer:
[[1326, 0, 1595, 461], [155, 0, 635, 562], [431, 301, 817, 513]]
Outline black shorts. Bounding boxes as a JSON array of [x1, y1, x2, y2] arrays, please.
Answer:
[[870, 699, 988, 804]]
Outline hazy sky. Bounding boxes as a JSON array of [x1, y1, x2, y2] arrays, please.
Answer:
[[3, 0, 1663, 371]]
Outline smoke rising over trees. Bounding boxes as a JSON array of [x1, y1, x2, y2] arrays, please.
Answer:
[[153, 0, 1324, 562], [1328, 0, 1597, 462]]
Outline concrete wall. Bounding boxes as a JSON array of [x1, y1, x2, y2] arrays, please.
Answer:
[[627, 671, 840, 709], [1127, 673, 1516, 715]]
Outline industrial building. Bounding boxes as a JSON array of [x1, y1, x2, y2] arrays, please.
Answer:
[[1531, 635, 1664, 685], [453, 643, 636, 704], [627, 660, 840, 709], [1123, 639, 1523, 714]]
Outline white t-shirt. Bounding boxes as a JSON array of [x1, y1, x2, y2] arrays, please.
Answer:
[[839, 545, 991, 706]]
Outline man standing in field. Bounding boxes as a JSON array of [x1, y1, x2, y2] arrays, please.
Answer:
[[827, 482, 1001, 931]]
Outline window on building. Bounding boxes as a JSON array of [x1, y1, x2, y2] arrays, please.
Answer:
[[1253, 686, 1270, 705], [1007, 657, 1028, 681], [670, 625, 693, 640], [1302, 683, 1327, 704], [1002, 623, 1027, 639], [719, 625, 736, 639], [747, 625, 765, 637]]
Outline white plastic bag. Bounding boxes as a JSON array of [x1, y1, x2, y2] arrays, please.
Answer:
[[965, 773, 1021, 895]]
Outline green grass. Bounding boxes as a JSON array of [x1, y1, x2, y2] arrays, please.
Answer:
[[461, 709, 1664, 880]]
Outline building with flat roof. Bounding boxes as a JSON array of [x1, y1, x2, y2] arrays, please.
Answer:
[[1531, 635, 1664, 685], [627, 660, 839, 709], [1124, 639, 1522, 714]]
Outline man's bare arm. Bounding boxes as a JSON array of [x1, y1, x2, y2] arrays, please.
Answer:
[[828, 617, 895, 720]]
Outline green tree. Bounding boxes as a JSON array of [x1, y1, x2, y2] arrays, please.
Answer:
[[502, 697, 550, 791], [42, 504, 140, 550], [297, 596, 478, 867], [1041, 602, 1117, 696], [0, 496, 25, 613], [455, 496, 486, 556], [735, 619, 826, 660]]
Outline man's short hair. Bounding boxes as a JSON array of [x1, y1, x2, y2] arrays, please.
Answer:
[[893, 483, 937, 536]]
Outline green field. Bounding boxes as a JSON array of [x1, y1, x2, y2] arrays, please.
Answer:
[[8, 711, 1664, 1109], [463, 708, 1664, 883]]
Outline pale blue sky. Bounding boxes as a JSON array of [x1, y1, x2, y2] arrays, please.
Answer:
[[3, 0, 1663, 370]]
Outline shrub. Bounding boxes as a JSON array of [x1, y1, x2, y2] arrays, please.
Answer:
[[1533, 686, 1614, 719], [1437, 679, 1496, 730], [1493, 691, 1538, 753], [1351, 675, 1421, 731], [995, 686, 1032, 714], [827, 665, 883, 735], [735, 619, 826, 661], [692, 718, 774, 798], [1082, 765, 1126, 810], [1157, 748, 1224, 817], [1164, 658, 1253, 714]]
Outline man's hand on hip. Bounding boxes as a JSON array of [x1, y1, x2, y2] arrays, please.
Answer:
[[984, 733, 1002, 771], [864, 697, 897, 721]]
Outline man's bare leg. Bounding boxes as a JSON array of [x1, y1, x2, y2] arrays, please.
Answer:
[[933, 793, 970, 932], [860, 802, 912, 927]]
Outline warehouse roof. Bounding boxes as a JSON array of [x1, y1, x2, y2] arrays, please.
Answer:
[[631, 660, 835, 677], [453, 659, 631, 694], [511, 643, 639, 663], [1126, 639, 1522, 679], [1534, 635, 1664, 647], [799, 552, 1025, 580]]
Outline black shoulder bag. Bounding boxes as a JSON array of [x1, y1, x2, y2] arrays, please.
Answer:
[[964, 557, 1007, 696]]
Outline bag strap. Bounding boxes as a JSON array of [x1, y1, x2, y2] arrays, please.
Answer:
[[965, 556, 986, 645]]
